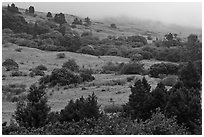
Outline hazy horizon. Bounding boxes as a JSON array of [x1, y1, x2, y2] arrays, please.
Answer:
[[2, 2, 202, 29]]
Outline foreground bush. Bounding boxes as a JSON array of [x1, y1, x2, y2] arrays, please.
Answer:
[[3, 109, 188, 135]]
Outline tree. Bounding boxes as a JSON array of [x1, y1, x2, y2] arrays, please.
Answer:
[[187, 34, 198, 44], [127, 79, 151, 120], [62, 59, 79, 72], [179, 61, 201, 90], [14, 84, 50, 128], [7, 3, 19, 13], [164, 33, 173, 41], [149, 82, 168, 112], [84, 17, 91, 26], [165, 86, 201, 134], [54, 13, 67, 25], [59, 93, 100, 122], [29, 6, 35, 14], [46, 12, 52, 17], [72, 18, 82, 25], [110, 23, 117, 29]]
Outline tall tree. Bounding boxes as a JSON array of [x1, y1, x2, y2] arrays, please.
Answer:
[[14, 84, 50, 128]]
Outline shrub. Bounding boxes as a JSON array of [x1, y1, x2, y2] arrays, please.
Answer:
[[102, 62, 124, 73], [2, 59, 19, 71], [10, 71, 24, 77], [35, 64, 47, 71], [149, 63, 179, 78], [119, 63, 144, 75], [110, 23, 117, 28], [57, 53, 65, 59], [59, 93, 100, 122], [161, 75, 178, 86], [104, 104, 123, 113], [15, 48, 23, 52], [140, 51, 153, 59], [62, 59, 79, 72], [29, 68, 45, 77], [40, 68, 81, 87], [130, 53, 143, 62], [127, 76, 135, 82], [80, 71, 95, 82]]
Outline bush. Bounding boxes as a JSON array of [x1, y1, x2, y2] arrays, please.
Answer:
[[57, 53, 66, 59], [119, 63, 144, 75], [35, 64, 47, 71], [62, 59, 79, 72], [149, 63, 179, 78], [161, 75, 178, 86], [40, 68, 81, 87], [15, 48, 23, 52], [2, 59, 19, 71], [10, 71, 27, 77], [59, 93, 100, 122], [104, 104, 123, 113], [102, 62, 124, 74], [80, 71, 95, 82], [29, 68, 45, 77], [130, 53, 143, 62]]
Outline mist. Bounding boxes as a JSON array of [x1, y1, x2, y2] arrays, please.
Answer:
[[3, 2, 202, 29]]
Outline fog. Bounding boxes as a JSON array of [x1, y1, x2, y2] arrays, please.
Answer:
[[3, 2, 202, 28]]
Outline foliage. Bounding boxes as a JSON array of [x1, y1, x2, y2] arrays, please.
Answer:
[[119, 63, 144, 75], [102, 62, 124, 73], [7, 3, 19, 13], [110, 23, 117, 29], [39, 68, 81, 87], [14, 84, 51, 128], [148, 63, 179, 78], [179, 61, 201, 89], [46, 12, 52, 17], [130, 53, 143, 62], [79, 71, 95, 82], [127, 35, 147, 45], [123, 78, 151, 120], [54, 13, 67, 25], [59, 93, 100, 122], [29, 6, 35, 14], [62, 59, 80, 72], [35, 64, 48, 71], [72, 18, 82, 25], [11, 71, 27, 77], [29, 68, 45, 77], [2, 12, 28, 33], [2, 59, 19, 71], [161, 75, 178, 86], [57, 53, 66, 58], [84, 17, 91, 26], [166, 85, 202, 134]]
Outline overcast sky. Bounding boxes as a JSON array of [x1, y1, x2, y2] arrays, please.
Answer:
[[3, 2, 202, 28]]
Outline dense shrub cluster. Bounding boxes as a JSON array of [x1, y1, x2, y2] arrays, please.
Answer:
[[40, 68, 81, 87], [123, 64, 201, 134], [102, 62, 124, 74], [148, 63, 179, 78]]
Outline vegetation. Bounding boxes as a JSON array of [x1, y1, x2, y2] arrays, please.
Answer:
[[3, 59, 19, 71]]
